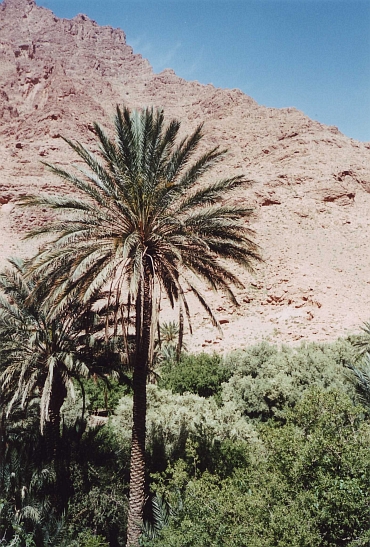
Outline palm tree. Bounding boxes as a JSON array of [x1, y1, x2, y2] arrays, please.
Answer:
[[352, 321, 370, 357], [0, 425, 63, 547], [0, 258, 89, 461], [20, 106, 261, 546], [345, 354, 370, 410]]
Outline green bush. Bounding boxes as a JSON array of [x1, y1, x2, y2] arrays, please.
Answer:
[[148, 471, 320, 547], [159, 352, 232, 399], [78, 532, 109, 547], [221, 340, 354, 420], [147, 389, 370, 547], [65, 424, 129, 547], [112, 385, 257, 477], [262, 389, 370, 545], [82, 377, 130, 414], [2, 336, 366, 546], [69, 531, 109, 547]]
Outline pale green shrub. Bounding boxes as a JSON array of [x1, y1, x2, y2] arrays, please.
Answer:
[[111, 384, 257, 454], [222, 340, 354, 420]]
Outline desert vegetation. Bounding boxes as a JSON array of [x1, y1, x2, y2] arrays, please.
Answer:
[[1, 332, 370, 546], [1, 106, 264, 546]]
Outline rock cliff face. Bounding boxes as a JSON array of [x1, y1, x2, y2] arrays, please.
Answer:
[[1, 0, 370, 349]]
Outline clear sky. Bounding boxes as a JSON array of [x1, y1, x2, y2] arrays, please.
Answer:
[[38, 0, 370, 142]]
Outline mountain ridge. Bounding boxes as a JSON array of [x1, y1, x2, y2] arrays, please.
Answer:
[[1, 0, 370, 350]]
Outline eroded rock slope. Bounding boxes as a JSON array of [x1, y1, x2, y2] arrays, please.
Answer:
[[1, 0, 370, 349]]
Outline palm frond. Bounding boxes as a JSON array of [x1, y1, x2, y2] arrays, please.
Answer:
[[345, 356, 370, 408]]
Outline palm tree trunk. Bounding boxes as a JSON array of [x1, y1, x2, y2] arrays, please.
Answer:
[[0, 407, 6, 473], [126, 271, 153, 547], [43, 375, 69, 513], [45, 376, 67, 462]]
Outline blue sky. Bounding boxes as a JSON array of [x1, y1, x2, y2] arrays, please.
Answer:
[[39, 0, 370, 142]]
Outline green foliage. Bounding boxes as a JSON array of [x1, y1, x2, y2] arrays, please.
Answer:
[[154, 322, 184, 369], [112, 384, 256, 471], [158, 322, 182, 352], [65, 424, 129, 547], [343, 320, 370, 411], [140, 494, 172, 545], [81, 377, 130, 414], [0, 258, 90, 437], [2, 326, 369, 547], [0, 393, 127, 546], [69, 531, 109, 547], [147, 389, 370, 547], [350, 321, 370, 357], [159, 352, 232, 399], [221, 340, 354, 420], [262, 390, 370, 545], [0, 412, 65, 547], [349, 529, 370, 547], [147, 471, 320, 547], [345, 354, 370, 410]]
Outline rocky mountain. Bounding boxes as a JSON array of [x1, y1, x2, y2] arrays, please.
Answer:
[[1, 0, 370, 350]]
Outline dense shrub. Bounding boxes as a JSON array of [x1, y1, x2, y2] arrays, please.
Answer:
[[147, 389, 370, 547], [65, 425, 129, 547], [2, 336, 368, 546], [221, 339, 354, 420], [81, 377, 130, 414], [159, 352, 232, 399], [263, 389, 370, 545], [112, 385, 257, 477], [68, 531, 110, 547]]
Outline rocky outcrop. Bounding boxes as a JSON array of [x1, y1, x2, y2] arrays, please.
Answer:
[[1, 0, 370, 349]]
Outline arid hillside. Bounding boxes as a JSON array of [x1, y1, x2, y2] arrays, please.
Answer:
[[1, 0, 370, 351]]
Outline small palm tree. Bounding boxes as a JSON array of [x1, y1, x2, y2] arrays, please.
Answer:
[[0, 449, 58, 544], [352, 321, 370, 357], [0, 395, 66, 545], [345, 321, 370, 410], [155, 321, 186, 367], [0, 258, 89, 460], [20, 106, 261, 546], [345, 354, 370, 409]]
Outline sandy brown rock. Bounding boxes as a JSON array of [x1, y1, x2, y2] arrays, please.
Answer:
[[1, 0, 370, 351]]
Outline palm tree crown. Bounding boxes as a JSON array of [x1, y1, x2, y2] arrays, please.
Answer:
[[0, 258, 89, 452], [20, 106, 261, 546], [23, 107, 259, 325]]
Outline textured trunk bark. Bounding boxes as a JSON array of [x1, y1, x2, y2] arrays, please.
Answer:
[[45, 375, 67, 462], [126, 271, 153, 547], [0, 408, 5, 473], [44, 374, 69, 513]]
